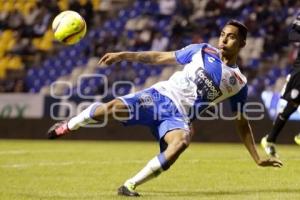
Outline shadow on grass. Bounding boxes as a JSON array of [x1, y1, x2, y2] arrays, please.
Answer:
[[145, 188, 300, 197], [9, 191, 113, 200], [7, 188, 300, 199]]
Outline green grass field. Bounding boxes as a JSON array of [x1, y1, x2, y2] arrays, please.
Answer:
[[0, 140, 300, 200]]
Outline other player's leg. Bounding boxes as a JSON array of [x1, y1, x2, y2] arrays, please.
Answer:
[[118, 129, 190, 196], [261, 101, 298, 157], [47, 99, 129, 139]]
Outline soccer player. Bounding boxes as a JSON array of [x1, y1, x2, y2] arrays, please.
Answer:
[[48, 20, 282, 197], [261, 15, 300, 158]]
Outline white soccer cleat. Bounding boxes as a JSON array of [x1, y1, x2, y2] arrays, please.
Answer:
[[118, 181, 140, 197], [294, 134, 300, 145], [261, 135, 279, 158]]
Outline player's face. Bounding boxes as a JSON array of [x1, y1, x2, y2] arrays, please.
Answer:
[[218, 25, 244, 57]]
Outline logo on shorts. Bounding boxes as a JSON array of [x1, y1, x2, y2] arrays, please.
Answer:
[[139, 94, 154, 107]]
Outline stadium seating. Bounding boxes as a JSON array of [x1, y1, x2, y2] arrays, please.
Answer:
[[0, 0, 298, 98]]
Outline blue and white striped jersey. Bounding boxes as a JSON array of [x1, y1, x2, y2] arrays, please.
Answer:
[[152, 43, 248, 121]]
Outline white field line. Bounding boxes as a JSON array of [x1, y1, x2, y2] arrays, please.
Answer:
[[0, 159, 204, 169], [0, 150, 87, 155], [0, 160, 148, 169], [2, 158, 299, 169], [0, 157, 290, 169], [0, 150, 28, 155]]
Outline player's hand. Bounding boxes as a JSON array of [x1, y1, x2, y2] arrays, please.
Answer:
[[98, 52, 122, 67], [257, 158, 283, 168]]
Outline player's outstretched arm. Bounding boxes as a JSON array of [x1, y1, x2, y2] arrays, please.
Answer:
[[98, 51, 177, 66], [234, 113, 283, 168]]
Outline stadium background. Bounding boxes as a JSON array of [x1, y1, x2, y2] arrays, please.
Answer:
[[2, 1, 300, 200], [0, 0, 299, 143]]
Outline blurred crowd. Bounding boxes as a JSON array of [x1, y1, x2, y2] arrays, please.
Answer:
[[0, 0, 119, 92], [0, 0, 299, 97]]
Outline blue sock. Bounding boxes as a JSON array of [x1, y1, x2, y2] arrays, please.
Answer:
[[157, 153, 170, 170]]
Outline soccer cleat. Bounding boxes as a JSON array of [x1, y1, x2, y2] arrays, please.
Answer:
[[294, 134, 300, 145], [47, 121, 70, 139], [117, 183, 140, 197], [260, 135, 279, 158]]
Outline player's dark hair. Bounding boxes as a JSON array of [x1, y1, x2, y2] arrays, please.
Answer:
[[226, 20, 248, 41]]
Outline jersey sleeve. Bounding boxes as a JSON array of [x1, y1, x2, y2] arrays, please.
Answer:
[[175, 44, 204, 65], [229, 85, 248, 113]]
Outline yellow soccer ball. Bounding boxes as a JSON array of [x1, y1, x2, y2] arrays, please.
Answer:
[[52, 10, 87, 45]]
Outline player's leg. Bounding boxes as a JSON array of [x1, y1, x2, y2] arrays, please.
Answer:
[[261, 71, 300, 157], [47, 99, 129, 139], [267, 101, 298, 142], [293, 105, 300, 145], [118, 129, 190, 196], [261, 101, 298, 157]]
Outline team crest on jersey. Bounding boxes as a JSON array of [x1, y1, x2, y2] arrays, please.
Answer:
[[208, 56, 215, 63], [229, 76, 236, 85]]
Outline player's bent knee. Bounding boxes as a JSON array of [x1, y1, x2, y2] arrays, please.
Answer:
[[279, 102, 299, 119], [177, 138, 189, 151], [165, 131, 190, 152], [109, 99, 130, 120], [92, 99, 128, 121], [170, 136, 190, 155], [178, 133, 190, 148]]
